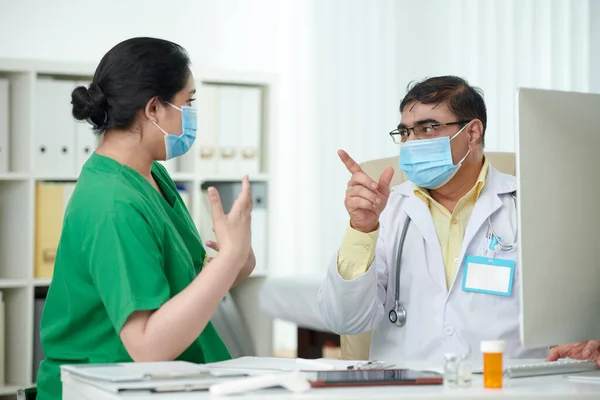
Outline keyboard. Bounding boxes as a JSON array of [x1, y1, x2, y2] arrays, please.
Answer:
[[504, 359, 598, 378]]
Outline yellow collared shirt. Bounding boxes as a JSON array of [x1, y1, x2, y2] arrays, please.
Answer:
[[337, 158, 489, 289], [414, 158, 489, 289]]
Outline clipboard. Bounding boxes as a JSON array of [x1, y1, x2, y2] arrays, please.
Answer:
[[60, 361, 246, 394], [61, 361, 212, 382]]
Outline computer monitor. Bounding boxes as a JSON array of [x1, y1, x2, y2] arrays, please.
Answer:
[[517, 88, 600, 349]]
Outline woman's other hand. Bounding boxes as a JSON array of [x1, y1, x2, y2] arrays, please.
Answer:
[[207, 175, 253, 268]]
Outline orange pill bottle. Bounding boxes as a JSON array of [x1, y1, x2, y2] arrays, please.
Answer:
[[480, 340, 505, 389]]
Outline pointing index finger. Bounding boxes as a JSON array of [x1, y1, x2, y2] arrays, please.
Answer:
[[377, 167, 395, 196], [338, 149, 363, 174]]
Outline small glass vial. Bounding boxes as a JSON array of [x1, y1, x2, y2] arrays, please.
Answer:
[[457, 354, 472, 388], [443, 353, 458, 388], [480, 340, 505, 389]]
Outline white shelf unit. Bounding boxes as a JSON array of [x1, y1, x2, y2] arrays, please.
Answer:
[[0, 58, 277, 396]]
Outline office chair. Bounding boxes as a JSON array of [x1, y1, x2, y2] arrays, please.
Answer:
[[341, 151, 517, 361]]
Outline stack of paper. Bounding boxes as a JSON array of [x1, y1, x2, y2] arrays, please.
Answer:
[[205, 357, 394, 374], [206, 357, 300, 373], [566, 370, 600, 383]]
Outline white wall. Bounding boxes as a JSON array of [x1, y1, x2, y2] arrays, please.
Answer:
[[311, 0, 592, 280], [591, 0, 600, 94], [0, 0, 281, 71]]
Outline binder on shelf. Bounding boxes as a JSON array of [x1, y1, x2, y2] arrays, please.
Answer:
[[0, 291, 5, 386], [33, 296, 45, 382], [251, 208, 268, 276], [198, 84, 219, 173], [35, 78, 77, 177], [217, 86, 241, 175], [158, 159, 178, 175], [198, 189, 218, 258], [176, 184, 191, 211], [177, 150, 195, 174], [74, 81, 98, 174], [0, 78, 9, 173], [34, 182, 76, 278], [250, 182, 268, 276], [239, 86, 262, 175]]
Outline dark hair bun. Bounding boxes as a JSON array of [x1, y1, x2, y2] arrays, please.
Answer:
[[71, 83, 108, 126], [71, 37, 191, 133]]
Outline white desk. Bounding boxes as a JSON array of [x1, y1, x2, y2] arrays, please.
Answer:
[[63, 371, 600, 400]]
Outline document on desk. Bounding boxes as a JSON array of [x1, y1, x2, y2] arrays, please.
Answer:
[[205, 357, 395, 374], [296, 358, 395, 370], [566, 370, 600, 383]]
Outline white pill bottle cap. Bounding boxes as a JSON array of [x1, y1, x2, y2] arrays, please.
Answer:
[[480, 340, 505, 353]]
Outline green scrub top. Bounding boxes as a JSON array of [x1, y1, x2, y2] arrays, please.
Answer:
[[36, 153, 231, 400]]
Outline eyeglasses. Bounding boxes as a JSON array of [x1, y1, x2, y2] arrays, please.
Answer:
[[389, 120, 471, 144]]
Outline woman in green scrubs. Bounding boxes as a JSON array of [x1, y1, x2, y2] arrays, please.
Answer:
[[36, 37, 255, 400]]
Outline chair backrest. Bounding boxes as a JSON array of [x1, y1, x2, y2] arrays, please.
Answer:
[[340, 151, 516, 361]]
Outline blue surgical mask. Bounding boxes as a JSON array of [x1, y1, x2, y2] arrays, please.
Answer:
[[153, 102, 197, 160], [399, 124, 470, 189]]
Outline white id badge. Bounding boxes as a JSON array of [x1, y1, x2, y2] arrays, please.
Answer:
[[462, 255, 515, 296]]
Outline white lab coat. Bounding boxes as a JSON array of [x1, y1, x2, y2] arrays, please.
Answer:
[[318, 166, 547, 363]]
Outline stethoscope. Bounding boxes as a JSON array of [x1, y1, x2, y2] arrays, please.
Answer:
[[388, 215, 411, 327], [486, 193, 518, 252], [388, 193, 518, 327]]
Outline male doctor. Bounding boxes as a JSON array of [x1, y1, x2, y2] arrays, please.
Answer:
[[318, 76, 548, 363]]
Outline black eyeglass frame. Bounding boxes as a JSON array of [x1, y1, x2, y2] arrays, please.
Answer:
[[389, 120, 472, 144]]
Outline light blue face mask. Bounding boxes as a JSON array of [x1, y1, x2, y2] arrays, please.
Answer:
[[399, 124, 470, 189], [153, 102, 197, 160]]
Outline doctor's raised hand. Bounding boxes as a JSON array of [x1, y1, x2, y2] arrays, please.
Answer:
[[339, 149, 394, 233]]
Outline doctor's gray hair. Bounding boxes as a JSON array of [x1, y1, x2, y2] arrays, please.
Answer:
[[399, 76, 487, 146]]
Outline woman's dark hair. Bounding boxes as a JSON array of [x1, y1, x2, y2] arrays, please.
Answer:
[[71, 37, 191, 134], [399, 76, 487, 145]]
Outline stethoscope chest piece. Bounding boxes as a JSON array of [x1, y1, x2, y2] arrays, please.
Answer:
[[389, 301, 407, 327]]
